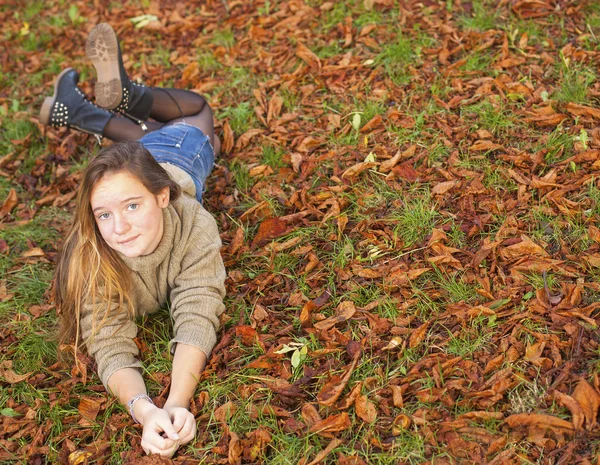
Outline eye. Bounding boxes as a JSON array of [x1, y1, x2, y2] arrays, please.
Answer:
[[127, 203, 139, 211], [97, 212, 111, 220]]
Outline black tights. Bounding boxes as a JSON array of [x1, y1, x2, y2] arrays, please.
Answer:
[[103, 88, 219, 154]]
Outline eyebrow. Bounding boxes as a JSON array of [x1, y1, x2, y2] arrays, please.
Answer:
[[92, 196, 144, 213]]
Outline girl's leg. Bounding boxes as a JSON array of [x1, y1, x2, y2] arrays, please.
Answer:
[[147, 88, 220, 155], [103, 117, 163, 142]]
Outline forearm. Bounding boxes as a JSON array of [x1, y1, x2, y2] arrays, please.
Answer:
[[164, 343, 207, 409], [108, 368, 155, 423]]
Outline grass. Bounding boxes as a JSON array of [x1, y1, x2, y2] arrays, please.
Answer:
[[457, 0, 501, 31], [392, 189, 438, 248], [376, 35, 417, 85], [218, 100, 256, 136], [4, 0, 600, 463], [553, 61, 597, 104]]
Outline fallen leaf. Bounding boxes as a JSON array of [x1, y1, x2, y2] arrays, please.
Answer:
[[0, 361, 31, 384], [314, 301, 356, 331], [572, 378, 600, 430], [355, 394, 377, 423], [78, 398, 101, 422], [308, 412, 351, 435], [306, 438, 342, 465], [0, 189, 17, 218]]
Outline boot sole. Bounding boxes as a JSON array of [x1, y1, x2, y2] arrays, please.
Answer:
[[39, 67, 74, 125], [86, 23, 122, 110]]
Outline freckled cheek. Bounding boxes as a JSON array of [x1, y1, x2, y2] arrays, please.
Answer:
[[96, 222, 114, 244]]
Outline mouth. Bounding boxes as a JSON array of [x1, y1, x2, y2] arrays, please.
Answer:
[[118, 235, 139, 245]]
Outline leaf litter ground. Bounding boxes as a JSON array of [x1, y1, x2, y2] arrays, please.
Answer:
[[2, 0, 600, 463]]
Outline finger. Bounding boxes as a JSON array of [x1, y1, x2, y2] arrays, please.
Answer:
[[145, 430, 176, 451], [143, 443, 166, 456], [156, 417, 181, 442], [171, 411, 186, 432], [178, 417, 197, 444]]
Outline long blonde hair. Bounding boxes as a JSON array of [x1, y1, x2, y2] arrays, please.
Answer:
[[54, 141, 181, 351]]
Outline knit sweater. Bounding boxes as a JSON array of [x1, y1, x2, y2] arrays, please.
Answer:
[[79, 173, 226, 388]]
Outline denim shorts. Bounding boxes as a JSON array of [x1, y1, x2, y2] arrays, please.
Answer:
[[139, 123, 214, 202]]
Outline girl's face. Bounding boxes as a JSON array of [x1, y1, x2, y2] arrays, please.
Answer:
[[90, 171, 169, 258]]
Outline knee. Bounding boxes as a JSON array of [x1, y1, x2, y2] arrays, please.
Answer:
[[191, 93, 208, 114]]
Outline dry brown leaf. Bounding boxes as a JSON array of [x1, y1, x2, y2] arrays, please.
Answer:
[[0, 189, 17, 218], [470, 140, 504, 152], [432, 180, 459, 195], [409, 322, 429, 348], [341, 161, 377, 179], [306, 438, 342, 465], [500, 236, 548, 261], [553, 391, 584, 430], [78, 398, 101, 422], [229, 227, 245, 255], [314, 301, 356, 331], [317, 353, 360, 406], [505, 413, 574, 431], [308, 412, 351, 435], [251, 217, 289, 248], [379, 145, 416, 173], [572, 378, 600, 430], [235, 128, 264, 150], [296, 42, 322, 71], [222, 121, 234, 154], [228, 431, 242, 465], [267, 94, 284, 124], [355, 395, 377, 423], [0, 360, 31, 384]]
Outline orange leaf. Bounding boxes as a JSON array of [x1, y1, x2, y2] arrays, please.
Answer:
[[341, 162, 377, 179], [0, 189, 17, 218], [314, 301, 356, 331], [500, 236, 548, 261], [308, 412, 351, 435], [553, 391, 584, 430], [78, 398, 101, 422], [306, 438, 342, 465], [432, 180, 459, 195], [317, 353, 360, 406], [267, 93, 283, 124], [251, 217, 289, 248], [409, 322, 429, 348], [505, 413, 574, 431], [469, 140, 504, 152], [379, 145, 416, 173], [355, 394, 377, 423], [296, 43, 322, 71], [572, 378, 600, 430], [222, 120, 234, 154], [0, 360, 31, 384]]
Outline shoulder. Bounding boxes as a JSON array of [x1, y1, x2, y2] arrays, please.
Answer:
[[169, 195, 221, 245]]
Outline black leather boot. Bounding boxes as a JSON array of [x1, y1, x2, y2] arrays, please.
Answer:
[[39, 68, 113, 143], [85, 23, 153, 130]]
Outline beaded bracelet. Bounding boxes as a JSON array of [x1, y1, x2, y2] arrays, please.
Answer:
[[127, 394, 154, 424]]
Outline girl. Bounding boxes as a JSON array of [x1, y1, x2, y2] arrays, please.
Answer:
[[42, 24, 226, 457]]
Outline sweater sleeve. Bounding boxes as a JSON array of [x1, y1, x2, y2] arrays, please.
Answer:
[[80, 298, 143, 389], [169, 209, 226, 357]]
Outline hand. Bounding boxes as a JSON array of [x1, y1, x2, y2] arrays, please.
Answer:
[[138, 405, 181, 457], [164, 405, 197, 447]]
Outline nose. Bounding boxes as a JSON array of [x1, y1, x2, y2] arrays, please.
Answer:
[[113, 213, 131, 235]]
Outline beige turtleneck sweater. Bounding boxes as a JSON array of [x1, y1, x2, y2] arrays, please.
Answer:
[[79, 176, 226, 388]]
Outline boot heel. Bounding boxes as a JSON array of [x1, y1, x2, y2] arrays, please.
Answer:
[[39, 97, 55, 125], [95, 79, 122, 109]]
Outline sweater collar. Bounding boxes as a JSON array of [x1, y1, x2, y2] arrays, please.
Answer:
[[119, 204, 175, 271]]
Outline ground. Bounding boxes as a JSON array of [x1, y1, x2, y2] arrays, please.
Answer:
[[2, 0, 600, 464]]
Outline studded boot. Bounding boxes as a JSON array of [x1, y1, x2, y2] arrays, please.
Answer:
[[39, 68, 113, 143], [85, 23, 153, 130]]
